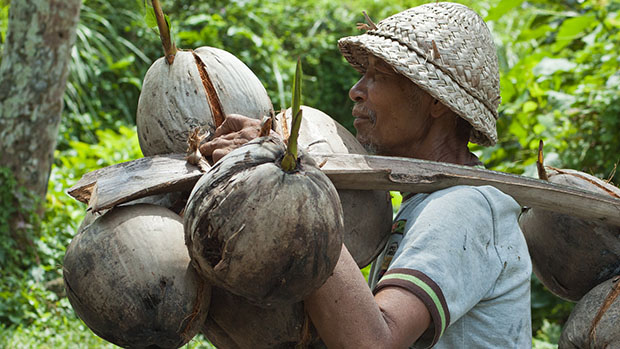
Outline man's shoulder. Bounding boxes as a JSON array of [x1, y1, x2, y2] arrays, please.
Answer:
[[414, 185, 521, 214], [427, 184, 515, 200]]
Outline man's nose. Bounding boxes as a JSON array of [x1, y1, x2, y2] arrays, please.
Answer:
[[349, 77, 367, 102]]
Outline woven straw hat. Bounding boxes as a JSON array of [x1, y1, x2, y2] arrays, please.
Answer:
[[338, 2, 500, 146]]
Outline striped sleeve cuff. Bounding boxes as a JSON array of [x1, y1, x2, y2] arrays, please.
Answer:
[[373, 268, 450, 348]]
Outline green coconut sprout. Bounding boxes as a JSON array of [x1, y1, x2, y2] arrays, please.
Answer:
[[281, 58, 303, 172], [149, 0, 177, 64]]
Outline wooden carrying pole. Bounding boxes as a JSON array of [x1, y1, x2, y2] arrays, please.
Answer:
[[68, 153, 620, 226]]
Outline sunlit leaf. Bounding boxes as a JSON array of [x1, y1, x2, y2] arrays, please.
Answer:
[[143, 0, 157, 29], [486, 0, 523, 21], [533, 58, 576, 76], [185, 14, 210, 26], [108, 56, 135, 71], [553, 15, 596, 51], [522, 101, 538, 113]]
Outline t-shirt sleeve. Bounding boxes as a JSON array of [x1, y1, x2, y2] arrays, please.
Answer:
[[373, 186, 504, 348]]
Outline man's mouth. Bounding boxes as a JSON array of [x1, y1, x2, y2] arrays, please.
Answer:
[[352, 104, 376, 124]]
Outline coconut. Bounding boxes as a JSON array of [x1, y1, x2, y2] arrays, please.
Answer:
[[274, 106, 392, 267], [184, 136, 344, 307], [519, 167, 620, 301], [76, 192, 188, 234], [63, 204, 210, 348], [201, 287, 323, 348], [136, 46, 273, 156], [558, 276, 620, 348]]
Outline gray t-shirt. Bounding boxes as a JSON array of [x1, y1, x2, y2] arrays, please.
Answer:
[[368, 185, 532, 348]]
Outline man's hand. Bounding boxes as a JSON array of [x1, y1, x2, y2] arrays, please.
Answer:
[[199, 114, 264, 163]]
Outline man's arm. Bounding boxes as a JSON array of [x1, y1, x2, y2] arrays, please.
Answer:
[[305, 244, 431, 348]]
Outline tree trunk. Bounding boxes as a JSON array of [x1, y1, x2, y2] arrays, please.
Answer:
[[0, 0, 81, 202]]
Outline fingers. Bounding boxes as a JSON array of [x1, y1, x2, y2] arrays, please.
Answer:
[[200, 134, 254, 163], [200, 114, 270, 163], [200, 136, 240, 155], [214, 114, 261, 137], [209, 139, 249, 163], [212, 148, 231, 163]]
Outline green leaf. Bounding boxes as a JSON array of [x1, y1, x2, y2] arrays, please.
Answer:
[[553, 15, 596, 51], [282, 58, 303, 172], [185, 14, 210, 26], [486, 0, 523, 22], [522, 101, 538, 113], [291, 57, 302, 124], [143, 0, 157, 29], [108, 55, 135, 71], [165, 13, 172, 32], [533, 124, 545, 134], [509, 120, 527, 144], [518, 24, 553, 41], [533, 58, 576, 76]]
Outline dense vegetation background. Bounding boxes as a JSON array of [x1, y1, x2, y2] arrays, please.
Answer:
[[1, 0, 618, 347]]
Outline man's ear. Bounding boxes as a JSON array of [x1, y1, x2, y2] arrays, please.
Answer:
[[430, 99, 450, 119]]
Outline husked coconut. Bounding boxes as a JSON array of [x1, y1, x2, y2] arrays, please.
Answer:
[[201, 287, 323, 348], [274, 106, 392, 267], [559, 276, 620, 348], [184, 136, 344, 307], [63, 204, 210, 348], [519, 167, 620, 301], [137, 46, 273, 156]]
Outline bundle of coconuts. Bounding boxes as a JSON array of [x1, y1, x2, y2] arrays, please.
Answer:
[[519, 142, 620, 301], [183, 60, 345, 308], [62, 2, 296, 347], [62, 41, 271, 346], [63, 5, 356, 345], [194, 106, 393, 347]]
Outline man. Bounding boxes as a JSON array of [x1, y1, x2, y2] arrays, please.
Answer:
[[202, 3, 532, 348]]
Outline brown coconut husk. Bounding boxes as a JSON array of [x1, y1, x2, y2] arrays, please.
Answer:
[[201, 287, 325, 348], [519, 142, 620, 301], [64, 204, 211, 348], [184, 137, 344, 307], [559, 276, 620, 348], [136, 46, 273, 156]]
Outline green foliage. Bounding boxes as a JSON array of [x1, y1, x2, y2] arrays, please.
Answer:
[[0, 2, 8, 52], [143, 0, 159, 29], [0, 312, 215, 348], [0, 127, 140, 340], [168, 0, 359, 127], [532, 319, 563, 349], [530, 275, 574, 335], [0, 167, 41, 274], [58, 0, 158, 149], [142, 0, 172, 34], [479, 0, 620, 184], [0, 312, 115, 348]]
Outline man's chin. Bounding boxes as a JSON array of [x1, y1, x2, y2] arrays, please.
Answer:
[[361, 142, 379, 155], [355, 135, 377, 155]]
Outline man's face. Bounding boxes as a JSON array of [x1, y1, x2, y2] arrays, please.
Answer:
[[350, 55, 434, 157]]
